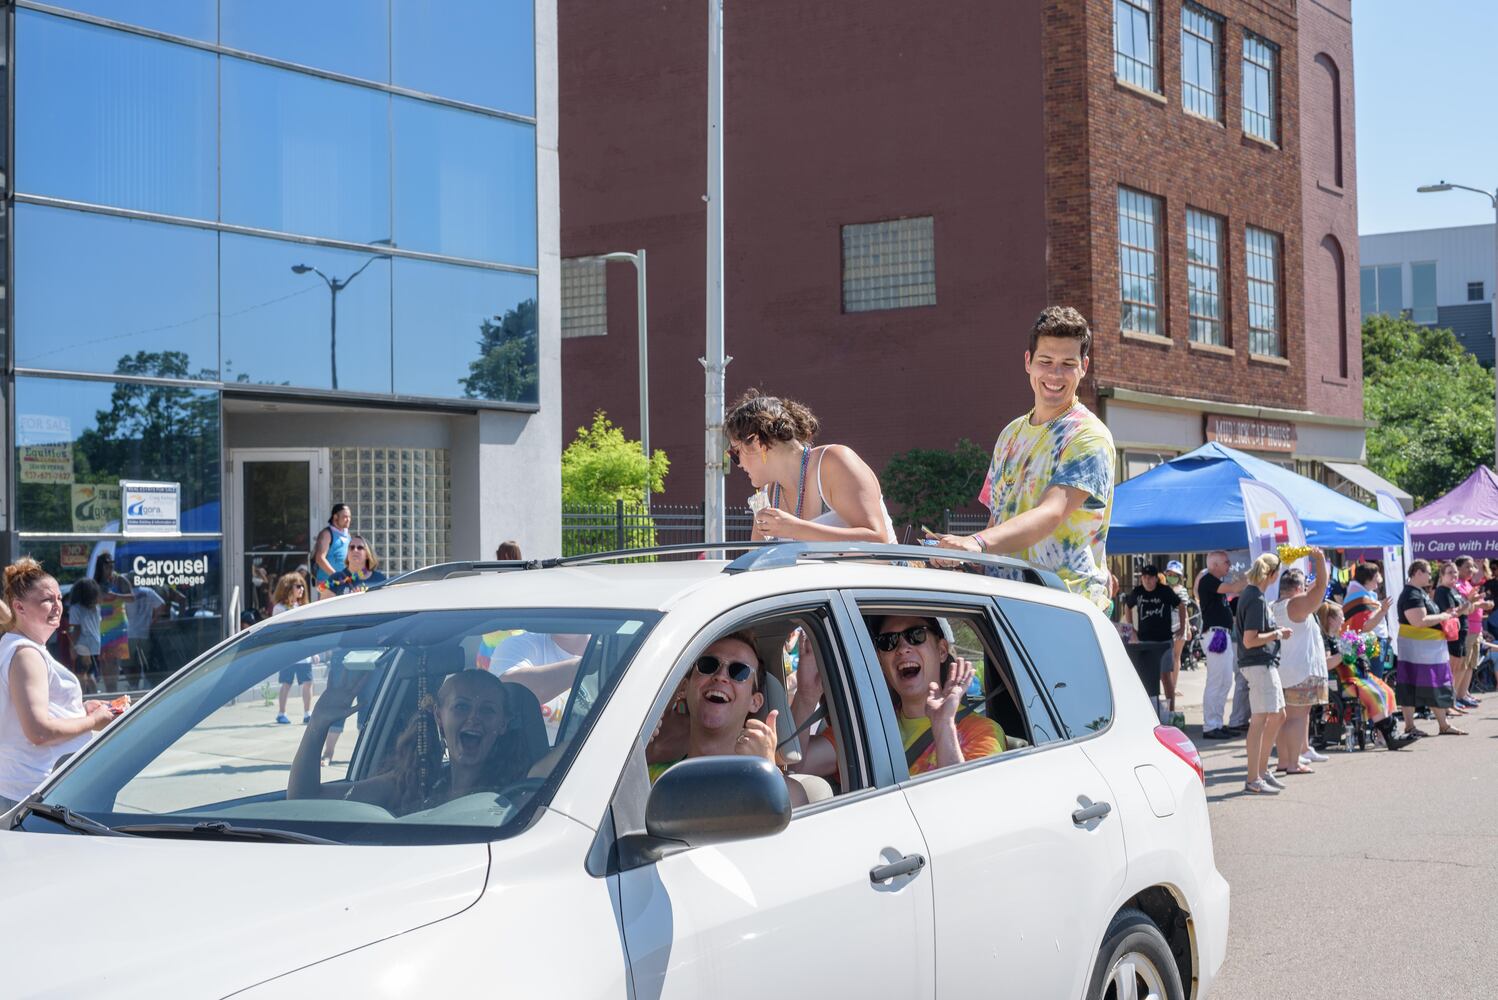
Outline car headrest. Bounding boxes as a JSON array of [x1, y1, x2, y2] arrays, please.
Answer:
[[497, 680, 550, 767], [750, 662, 802, 765]]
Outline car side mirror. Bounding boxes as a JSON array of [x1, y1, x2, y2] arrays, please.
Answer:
[[618, 756, 791, 868]]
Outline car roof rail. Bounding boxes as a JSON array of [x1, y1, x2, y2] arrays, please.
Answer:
[[722, 542, 1067, 590], [375, 558, 556, 588]]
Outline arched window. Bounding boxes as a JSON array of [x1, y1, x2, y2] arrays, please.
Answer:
[[1315, 54, 1343, 187], [1321, 235, 1348, 378]]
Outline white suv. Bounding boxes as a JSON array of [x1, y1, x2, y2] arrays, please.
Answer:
[[1, 544, 1227, 999]]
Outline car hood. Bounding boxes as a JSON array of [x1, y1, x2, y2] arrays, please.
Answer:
[[0, 830, 489, 1000]]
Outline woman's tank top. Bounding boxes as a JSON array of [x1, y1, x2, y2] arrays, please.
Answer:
[[809, 447, 897, 543], [0, 632, 92, 801]]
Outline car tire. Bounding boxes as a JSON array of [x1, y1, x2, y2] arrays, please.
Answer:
[[1085, 907, 1185, 1000]]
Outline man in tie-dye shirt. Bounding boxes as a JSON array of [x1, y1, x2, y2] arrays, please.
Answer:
[[931, 306, 1115, 609]]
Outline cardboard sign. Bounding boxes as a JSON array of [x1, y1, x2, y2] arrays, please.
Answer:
[[71, 484, 122, 533], [59, 543, 90, 569], [121, 481, 181, 536]]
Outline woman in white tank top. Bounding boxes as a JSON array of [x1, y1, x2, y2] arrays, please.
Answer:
[[725, 390, 897, 544], [0, 559, 115, 809]]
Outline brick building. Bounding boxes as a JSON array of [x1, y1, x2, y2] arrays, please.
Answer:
[[559, 0, 1373, 518]]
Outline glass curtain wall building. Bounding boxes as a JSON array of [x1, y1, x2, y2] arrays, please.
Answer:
[[2, 1, 559, 690]]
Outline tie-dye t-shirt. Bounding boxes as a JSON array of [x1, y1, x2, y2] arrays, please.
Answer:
[[978, 402, 1115, 609]]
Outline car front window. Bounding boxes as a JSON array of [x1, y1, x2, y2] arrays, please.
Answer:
[[25, 607, 657, 845]]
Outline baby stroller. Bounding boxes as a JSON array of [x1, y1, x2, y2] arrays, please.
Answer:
[[1180, 598, 1206, 670]]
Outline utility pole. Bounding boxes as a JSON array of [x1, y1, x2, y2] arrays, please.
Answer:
[[703, 0, 729, 543]]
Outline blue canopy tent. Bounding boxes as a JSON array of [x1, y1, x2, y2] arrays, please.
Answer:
[[1109, 443, 1404, 554]]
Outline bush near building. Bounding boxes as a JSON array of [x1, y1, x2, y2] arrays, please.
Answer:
[[561, 411, 669, 555]]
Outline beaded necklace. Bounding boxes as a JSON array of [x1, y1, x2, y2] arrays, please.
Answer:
[[769, 444, 812, 519]]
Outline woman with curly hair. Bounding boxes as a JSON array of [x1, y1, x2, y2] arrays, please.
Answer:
[[724, 389, 896, 544]]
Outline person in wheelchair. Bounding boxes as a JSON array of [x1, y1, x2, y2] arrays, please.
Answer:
[[870, 615, 1006, 775], [648, 632, 810, 807], [289, 667, 547, 814], [1316, 602, 1410, 751]]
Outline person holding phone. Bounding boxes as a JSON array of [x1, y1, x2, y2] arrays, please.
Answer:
[[868, 614, 1005, 775]]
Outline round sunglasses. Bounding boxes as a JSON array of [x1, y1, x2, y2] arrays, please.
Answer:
[[872, 626, 932, 652], [694, 654, 756, 684]]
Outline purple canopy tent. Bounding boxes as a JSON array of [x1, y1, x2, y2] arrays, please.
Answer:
[[1406, 466, 1498, 560]]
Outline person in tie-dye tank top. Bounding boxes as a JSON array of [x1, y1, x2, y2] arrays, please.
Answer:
[[929, 306, 1115, 610]]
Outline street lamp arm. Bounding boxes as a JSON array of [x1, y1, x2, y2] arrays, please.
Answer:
[[1418, 181, 1498, 206], [339, 253, 385, 289]]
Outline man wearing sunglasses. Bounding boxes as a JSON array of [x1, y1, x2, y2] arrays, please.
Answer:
[[649, 633, 808, 806], [870, 615, 1005, 775]]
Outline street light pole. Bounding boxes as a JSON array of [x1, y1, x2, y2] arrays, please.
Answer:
[[703, 0, 729, 544], [1417, 181, 1498, 464], [601, 250, 651, 503], [291, 254, 388, 391]]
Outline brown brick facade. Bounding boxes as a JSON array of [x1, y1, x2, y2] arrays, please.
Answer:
[[561, 0, 1362, 510]]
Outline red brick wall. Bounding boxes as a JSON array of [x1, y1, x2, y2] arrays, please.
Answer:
[[560, 1, 1051, 510], [1298, 0, 1363, 421], [1049, 0, 1307, 414]]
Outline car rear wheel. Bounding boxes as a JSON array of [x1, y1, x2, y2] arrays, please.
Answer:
[[1086, 908, 1185, 1000]]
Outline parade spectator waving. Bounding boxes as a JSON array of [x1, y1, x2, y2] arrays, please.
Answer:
[[0, 559, 115, 811], [929, 306, 1115, 609], [1270, 553, 1330, 776], [1236, 553, 1292, 795], [1198, 550, 1244, 739], [725, 390, 896, 544], [312, 503, 352, 596]]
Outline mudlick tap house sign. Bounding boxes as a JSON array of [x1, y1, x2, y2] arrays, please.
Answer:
[[121, 480, 182, 536]]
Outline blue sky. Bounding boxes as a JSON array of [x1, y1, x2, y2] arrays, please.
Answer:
[[1355, 0, 1498, 235]]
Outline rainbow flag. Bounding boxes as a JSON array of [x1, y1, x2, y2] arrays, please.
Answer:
[[100, 596, 130, 660], [475, 629, 518, 671], [1393, 623, 1453, 708]]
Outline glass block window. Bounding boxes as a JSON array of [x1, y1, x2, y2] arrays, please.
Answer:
[[1469, 281, 1485, 303], [841, 216, 936, 313], [1186, 208, 1224, 346], [1242, 33, 1278, 143], [1181, 4, 1221, 120], [1246, 226, 1281, 356], [1411, 261, 1437, 324], [1114, 0, 1157, 92], [329, 447, 451, 575], [1118, 187, 1162, 336], [561, 257, 607, 338]]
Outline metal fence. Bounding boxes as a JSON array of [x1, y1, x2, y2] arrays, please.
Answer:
[[561, 502, 986, 555]]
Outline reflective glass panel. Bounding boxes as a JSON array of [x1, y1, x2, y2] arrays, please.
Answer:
[[393, 98, 537, 266], [221, 0, 389, 82], [17, 540, 224, 692], [14, 376, 221, 535], [17, 12, 216, 219], [392, 260, 537, 403], [221, 58, 391, 245], [392, 0, 534, 114], [220, 233, 393, 394], [46, 1, 217, 42], [14, 205, 219, 379]]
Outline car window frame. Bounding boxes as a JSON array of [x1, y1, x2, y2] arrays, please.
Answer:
[[599, 590, 898, 875], [839, 588, 1071, 787], [991, 594, 1116, 744]]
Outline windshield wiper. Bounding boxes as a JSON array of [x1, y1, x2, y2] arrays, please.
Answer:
[[23, 801, 133, 837], [112, 820, 339, 845]]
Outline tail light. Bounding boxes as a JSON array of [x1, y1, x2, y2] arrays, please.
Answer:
[[1154, 725, 1205, 786]]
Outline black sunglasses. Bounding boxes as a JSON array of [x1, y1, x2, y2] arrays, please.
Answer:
[[727, 445, 742, 468], [873, 626, 932, 652], [695, 654, 756, 684], [350, 544, 367, 551]]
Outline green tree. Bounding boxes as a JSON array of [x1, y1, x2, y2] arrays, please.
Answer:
[[561, 411, 669, 505], [1363, 314, 1494, 506], [881, 438, 990, 531], [461, 298, 538, 403]]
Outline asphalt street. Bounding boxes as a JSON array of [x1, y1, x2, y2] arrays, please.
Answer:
[[1169, 663, 1498, 999]]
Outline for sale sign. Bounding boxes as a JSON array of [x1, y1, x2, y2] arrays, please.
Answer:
[[18, 415, 74, 485], [121, 481, 181, 536]]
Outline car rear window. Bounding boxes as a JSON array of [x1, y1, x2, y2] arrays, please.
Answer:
[[996, 597, 1113, 739]]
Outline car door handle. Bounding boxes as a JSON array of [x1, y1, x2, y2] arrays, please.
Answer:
[[869, 853, 927, 884], [1072, 800, 1112, 825]]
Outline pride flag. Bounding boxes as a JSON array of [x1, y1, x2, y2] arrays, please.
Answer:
[[100, 597, 130, 660]]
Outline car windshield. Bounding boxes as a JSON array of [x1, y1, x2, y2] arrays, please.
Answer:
[[26, 607, 658, 845]]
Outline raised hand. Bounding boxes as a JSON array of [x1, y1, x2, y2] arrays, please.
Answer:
[[926, 657, 974, 725], [794, 630, 823, 705], [736, 710, 778, 764]]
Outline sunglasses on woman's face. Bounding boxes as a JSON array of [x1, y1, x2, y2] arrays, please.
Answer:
[[350, 545, 367, 551], [293, 583, 305, 590], [694, 654, 755, 683], [873, 626, 931, 652]]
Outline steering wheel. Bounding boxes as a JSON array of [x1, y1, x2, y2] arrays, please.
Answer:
[[493, 777, 546, 804]]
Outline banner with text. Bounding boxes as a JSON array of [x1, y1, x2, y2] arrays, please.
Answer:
[[121, 480, 182, 536], [1376, 489, 1411, 654], [1239, 478, 1308, 604], [71, 483, 122, 533], [18, 414, 74, 485]]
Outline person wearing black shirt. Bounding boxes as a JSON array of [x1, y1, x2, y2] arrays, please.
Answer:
[[1197, 550, 1244, 739], [1235, 553, 1294, 794], [1127, 565, 1185, 720]]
